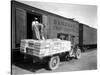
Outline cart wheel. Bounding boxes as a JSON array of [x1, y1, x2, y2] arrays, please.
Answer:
[[75, 48, 81, 59], [47, 56, 60, 70]]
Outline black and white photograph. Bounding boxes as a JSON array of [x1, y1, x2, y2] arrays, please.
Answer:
[[11, 0, 97, 75]]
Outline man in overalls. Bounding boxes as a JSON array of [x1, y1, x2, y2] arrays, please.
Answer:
[[32, 17, 45, 40]]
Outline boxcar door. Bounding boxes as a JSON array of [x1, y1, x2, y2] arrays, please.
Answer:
[[15, 8, 26, 48]]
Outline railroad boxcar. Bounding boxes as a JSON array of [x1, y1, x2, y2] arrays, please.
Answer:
[[79, 23, 97, 51], [11, 1, 79, 51], [11, 0, 97, 53]]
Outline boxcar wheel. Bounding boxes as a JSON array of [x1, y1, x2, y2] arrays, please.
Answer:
[[47, 56, 60, 70]]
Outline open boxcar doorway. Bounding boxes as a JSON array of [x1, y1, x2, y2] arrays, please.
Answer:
[[27, 12, 42, 39]]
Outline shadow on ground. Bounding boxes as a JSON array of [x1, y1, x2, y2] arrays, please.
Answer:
[[12, 50, 48, 73], [13, 59, 47, 73]]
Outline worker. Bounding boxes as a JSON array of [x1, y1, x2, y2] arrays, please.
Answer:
[[32, 17, 45, 40]]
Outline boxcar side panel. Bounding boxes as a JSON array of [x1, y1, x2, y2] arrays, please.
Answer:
[[83, 25, 97, 45], [47, 15, 79, 44], [15, 8, 27, 47]]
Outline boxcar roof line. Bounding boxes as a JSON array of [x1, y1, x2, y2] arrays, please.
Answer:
[[12, 1, 97, 30], [12, 1, 79, 23]]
